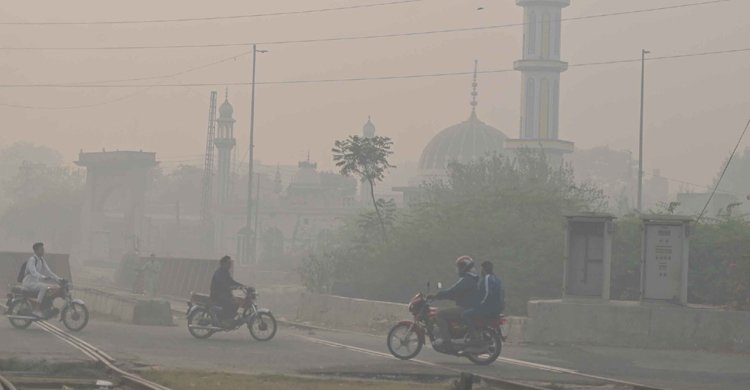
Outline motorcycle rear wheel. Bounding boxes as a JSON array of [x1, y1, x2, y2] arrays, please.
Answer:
[[187, 308, 214, 339], [465, 328, 502, 365], [387, 323, 423, 360], [8, 301, 33, 329]]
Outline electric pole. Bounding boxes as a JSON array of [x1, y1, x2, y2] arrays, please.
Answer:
[[244, 44, 268, 264], [637, 49, 649, 213]]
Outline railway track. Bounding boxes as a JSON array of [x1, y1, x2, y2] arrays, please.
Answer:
[[33, 320, 169, 390], [1, 301, 168, 390]]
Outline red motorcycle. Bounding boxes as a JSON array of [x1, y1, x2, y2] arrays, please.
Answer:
[[386, 291, 506, 365]]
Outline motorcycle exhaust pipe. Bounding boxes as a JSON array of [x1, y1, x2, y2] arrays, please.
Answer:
[[7, 315, 37, 321], [188, 325, 224, 331]]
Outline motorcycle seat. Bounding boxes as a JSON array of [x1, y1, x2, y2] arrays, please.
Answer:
[[11, 286, 37, 298], [190, 292, 211, 305]]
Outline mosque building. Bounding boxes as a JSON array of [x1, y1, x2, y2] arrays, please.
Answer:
[[396, 0, 574, 205]]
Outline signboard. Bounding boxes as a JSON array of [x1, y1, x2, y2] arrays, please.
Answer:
[[642, 220, 689, 304]]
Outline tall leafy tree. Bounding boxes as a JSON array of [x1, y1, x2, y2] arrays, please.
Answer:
[[332, 135, 395, 240]]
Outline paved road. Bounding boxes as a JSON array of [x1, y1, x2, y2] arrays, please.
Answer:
[[2, 317, 749, 389]]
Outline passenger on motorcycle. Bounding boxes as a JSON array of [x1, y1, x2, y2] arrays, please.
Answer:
[[21, 243, 62, 318], [462, 260, 504, 346], [210, 256, 246, 328], [426, 255, 479, 350]]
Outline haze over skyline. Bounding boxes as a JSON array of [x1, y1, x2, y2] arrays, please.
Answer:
[[1, 0, 749, 192]]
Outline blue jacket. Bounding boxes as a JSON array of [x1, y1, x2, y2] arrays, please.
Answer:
[[477, 273, 504, 313], [435, 272, 479, 308]]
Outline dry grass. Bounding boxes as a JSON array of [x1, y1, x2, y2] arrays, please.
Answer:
[[141, 370, 446, 390]]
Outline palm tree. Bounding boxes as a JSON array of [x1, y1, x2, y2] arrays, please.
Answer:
[[332, 135, 395, 241]]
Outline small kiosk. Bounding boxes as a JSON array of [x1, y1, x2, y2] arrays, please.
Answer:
[[563, 213, 615, 300], [641, 215, 692, 305]]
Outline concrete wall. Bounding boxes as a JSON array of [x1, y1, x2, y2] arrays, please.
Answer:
[[0, 252, 71, 294], [526, 299, 750, 352], [74, 287, 172, 326]]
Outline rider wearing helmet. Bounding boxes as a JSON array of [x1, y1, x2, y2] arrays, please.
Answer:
[[427, 255, 479, 350]]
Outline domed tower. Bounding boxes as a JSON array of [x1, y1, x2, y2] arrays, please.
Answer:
[[505, 0, 574, 164], [416, 61, 507, 180], [215, 89, 236, 205]]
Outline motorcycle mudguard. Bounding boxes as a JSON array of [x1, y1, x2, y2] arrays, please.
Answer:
[[255, 308, 272, 314], [71, 298, 86, 306], [186, 305, 203, 318], [397, 320, 425, 344]]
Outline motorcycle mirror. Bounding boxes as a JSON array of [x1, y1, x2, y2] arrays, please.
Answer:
[[437, 282, 443, 289]]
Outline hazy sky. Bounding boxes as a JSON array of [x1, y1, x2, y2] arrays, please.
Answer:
[[1, 0, 748, 190]]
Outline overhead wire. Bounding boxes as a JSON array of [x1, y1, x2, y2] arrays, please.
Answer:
[[0, 0, 423, 25], [0, 46, 749, 89], [0, 0, 731, 51], [694, 117, 750, 223]]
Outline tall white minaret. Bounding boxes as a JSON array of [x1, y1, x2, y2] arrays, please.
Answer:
[[506, 0, 574, 164]]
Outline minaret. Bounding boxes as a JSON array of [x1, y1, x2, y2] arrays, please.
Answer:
[[360, 116, 376, 205], [214, 89, 236, 205], [506, 0, 574, 164]]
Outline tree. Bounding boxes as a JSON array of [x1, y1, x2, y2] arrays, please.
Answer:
[[332, 135, 395, 240], [310, 150, 607, 313]]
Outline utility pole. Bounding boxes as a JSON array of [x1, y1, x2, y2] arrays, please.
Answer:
[[244, 44, 268, 264], [253, 174, 261, 265], [637, 49, 650, 213]]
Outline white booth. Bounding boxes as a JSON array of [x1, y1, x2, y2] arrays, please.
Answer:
[[640, 215, 692, 305], [563, 213, 615, 300]]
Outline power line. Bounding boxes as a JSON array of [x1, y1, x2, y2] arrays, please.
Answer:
[[0, 0, 730, 51], [0, 49, 252, 109], [0, 0, 422, 26], [695, 116, 750, 223], [1, 46, 749, 89]]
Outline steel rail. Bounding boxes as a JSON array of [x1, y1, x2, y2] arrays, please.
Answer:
[[0, 374, 18, 390]]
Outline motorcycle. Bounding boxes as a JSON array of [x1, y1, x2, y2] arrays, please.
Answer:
[[5, 279, 89, 332], [186, 286, 277, 341], [386, 290, 506, 365]]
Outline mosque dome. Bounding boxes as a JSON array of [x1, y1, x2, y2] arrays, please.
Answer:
[[218, 89, 234, 120], [417, 61, 507, 172], [418, 112, 507, 171], [362, 116, 376, 138], [219, 99, 234, 118]]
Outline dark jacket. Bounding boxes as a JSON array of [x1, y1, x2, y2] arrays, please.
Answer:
[[434, 272, 479, 308], [478, 273, 504, 313], [210, 267, 242, 302]]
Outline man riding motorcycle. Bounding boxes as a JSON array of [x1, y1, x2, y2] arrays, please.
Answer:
[[462, 260, 504, 346], [426, 255, 479, 350], [21, 242, 63, 318], [210, 256, 247, 328]]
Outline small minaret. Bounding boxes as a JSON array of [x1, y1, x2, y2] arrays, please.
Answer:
[[273, 164, 283, 195], [506, 0, 574, 164], [214, 89, 236, 205], [360, 116, 376, 205]]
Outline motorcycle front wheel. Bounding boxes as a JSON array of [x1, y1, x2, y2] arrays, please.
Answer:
[[466, 328, 502, 365], [8, 300, 33, 329], [62, 302, 89, 332], [387, 323, 423, 360], [247, 312, 277, 341]]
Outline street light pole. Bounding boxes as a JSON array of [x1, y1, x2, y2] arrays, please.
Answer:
[[244, 44, 267, 264], [637, 49, 649, 213]]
